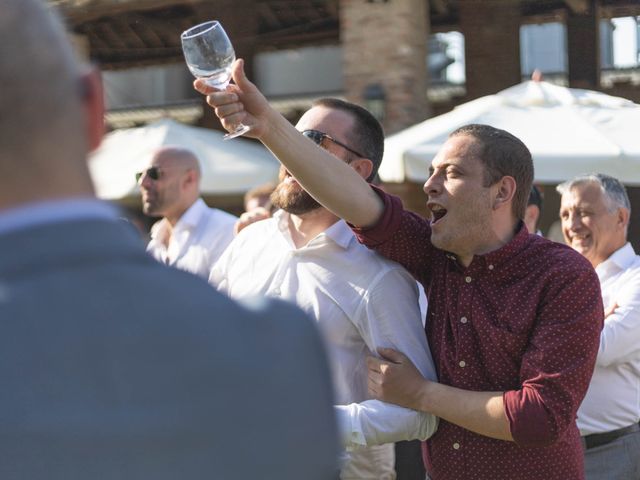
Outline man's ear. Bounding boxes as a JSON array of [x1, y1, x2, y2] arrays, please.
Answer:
[[350, 158, 374, 181], [617, 207, 630, 230], [81, 67, 105, 152], [493, 176, 517, 210]]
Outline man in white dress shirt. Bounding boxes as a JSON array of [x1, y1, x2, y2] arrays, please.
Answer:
[[210, 98, 438, 480], [139, 146, 236, 278], [558, 174, 640, 479]]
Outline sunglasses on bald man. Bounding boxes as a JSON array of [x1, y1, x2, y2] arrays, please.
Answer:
[[135, 167, 162, 183]]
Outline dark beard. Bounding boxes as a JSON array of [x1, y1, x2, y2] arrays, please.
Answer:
[[270, 182, 322, 215]]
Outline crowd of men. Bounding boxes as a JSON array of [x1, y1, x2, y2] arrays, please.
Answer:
[[1, 1, 639, 479]]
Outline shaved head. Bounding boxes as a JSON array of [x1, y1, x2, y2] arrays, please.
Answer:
[[152, 146, 202, 179], [0, 0, 97, 207], [138, 146, 203, 224]]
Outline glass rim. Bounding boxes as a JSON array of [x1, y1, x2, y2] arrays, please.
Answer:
[[181, 20, 221, 40]]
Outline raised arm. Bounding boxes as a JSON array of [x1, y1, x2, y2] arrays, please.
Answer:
[[194, 59, 383, 228]]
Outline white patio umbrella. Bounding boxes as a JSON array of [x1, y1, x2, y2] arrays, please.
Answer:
[[88, 118, 280, 200], [380, 80, 640, 185]]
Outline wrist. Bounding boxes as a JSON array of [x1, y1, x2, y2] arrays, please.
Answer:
[[416, 378, 435, 413], [259, 106, 286, 143]]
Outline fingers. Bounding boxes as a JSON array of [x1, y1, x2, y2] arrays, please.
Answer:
[[234, 207, 272, 235], [377, 347, 406, 364], [232, 58, 249, 89], [367, 371, 383, 398], [604, 302, 618, 318]]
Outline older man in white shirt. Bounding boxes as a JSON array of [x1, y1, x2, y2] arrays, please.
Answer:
[[558, 174, 640, 480], [210, 98, 438, 479], [139, 146, 236, 278]]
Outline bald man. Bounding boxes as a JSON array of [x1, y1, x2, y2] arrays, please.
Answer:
[[138, 146, 237, 278]]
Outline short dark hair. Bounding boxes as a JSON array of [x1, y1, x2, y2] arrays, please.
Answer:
[[528, 185, 543, 209], [450, 124, 534, 220], [312, 98, 384, 182]]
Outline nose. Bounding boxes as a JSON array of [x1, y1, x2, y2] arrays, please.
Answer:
[[563, 211, 582, 231], [423, 171, 441, 197], [139, 171, 153, 189]]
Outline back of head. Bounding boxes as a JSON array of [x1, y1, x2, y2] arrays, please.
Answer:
[[313, 98, 384, 182], [528, 185, 543, 210], [0, 0, 89, 205], [450, 124, 534, 220]]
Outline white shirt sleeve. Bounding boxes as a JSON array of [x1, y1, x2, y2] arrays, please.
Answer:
[[337, 265, 439, 449], [208, 234, 238, 294], [597, 266, 640, 367]]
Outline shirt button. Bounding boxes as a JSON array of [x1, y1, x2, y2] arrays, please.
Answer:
[[453, 442, 460, 450], [459, 360, 466, 368], [465, 276, 472, 283], [272, 288, 281, 296], [488, 264, 494, 270], [460, 316, 468, 324]]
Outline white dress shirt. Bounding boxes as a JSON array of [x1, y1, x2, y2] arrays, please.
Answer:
[[210, 210, 438, 479], [577, 242, 640, 435], [147, 198, 236, 279]]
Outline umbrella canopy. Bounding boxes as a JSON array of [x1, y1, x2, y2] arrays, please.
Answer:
[[88, 118, 280, 199], [380, 80, 640, 185]]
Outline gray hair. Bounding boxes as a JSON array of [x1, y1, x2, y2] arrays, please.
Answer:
[[556, 174, 631, 213]]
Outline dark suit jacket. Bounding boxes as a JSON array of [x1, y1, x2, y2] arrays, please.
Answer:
[[0, 218, 338, 479]]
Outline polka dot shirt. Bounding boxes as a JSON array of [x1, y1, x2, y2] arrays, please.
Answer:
[[352, 188, 603, 480]]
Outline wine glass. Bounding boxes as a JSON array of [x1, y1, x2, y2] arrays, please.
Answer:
[[181, 21, 250, 140]]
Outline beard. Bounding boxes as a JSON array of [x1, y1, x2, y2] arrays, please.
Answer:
[[270, 180, 322, 215]]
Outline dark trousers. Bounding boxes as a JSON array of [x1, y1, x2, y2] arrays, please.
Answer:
[[395, 440, 426, 480]]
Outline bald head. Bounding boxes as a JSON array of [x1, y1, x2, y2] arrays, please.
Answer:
[[138, 146, 203, 225], [153, 146, 202, 178], [0, 0, 99, 208]]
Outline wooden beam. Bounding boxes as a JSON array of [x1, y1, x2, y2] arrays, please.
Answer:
[[53, 0, 202, 24], [564, 0, 590, 15]]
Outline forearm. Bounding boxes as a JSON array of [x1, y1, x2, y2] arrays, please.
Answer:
[[335, 400, 438, 449], [417, 380, 513, 441], [261, 109, 384, 228]]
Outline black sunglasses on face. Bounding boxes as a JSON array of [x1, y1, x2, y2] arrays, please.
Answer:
[[301, 129, 366, 159], [135, 167, 161, 183]]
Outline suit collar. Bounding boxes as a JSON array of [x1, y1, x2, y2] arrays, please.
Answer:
[[0, 218, 149, 279]]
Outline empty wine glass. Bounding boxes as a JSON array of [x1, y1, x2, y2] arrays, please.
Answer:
[[181, 21, 250, 140]]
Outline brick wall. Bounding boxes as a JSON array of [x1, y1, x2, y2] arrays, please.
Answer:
[[340, 0, 430, 135], [458, 0, 521, 100]]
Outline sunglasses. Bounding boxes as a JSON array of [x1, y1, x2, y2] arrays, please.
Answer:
[[135, 167, 161, 183], [301, 129, 366, 159]]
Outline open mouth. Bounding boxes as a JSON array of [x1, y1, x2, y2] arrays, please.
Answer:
[[429, 204, 447, 225]]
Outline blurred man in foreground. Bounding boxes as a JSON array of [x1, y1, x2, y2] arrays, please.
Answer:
[[558, 174, 640, 480], [139, 146, 236, 278], [0, 2, 339, 478]]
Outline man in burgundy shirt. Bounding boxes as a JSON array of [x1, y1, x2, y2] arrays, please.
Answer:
[[195, 61, 604, 480]]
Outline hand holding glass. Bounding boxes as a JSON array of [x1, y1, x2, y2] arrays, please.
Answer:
[[181, 21, 250, 140]]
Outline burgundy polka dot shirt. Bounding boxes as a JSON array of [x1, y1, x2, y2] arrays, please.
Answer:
[[352, 188, 603, 480]]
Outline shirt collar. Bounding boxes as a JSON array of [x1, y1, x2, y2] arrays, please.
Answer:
[[274, 209, 354, 250], [596, 242, 636, 274], [150, 198, 204, 239], [0, 198, 120, 237], [177, 198, 207, 229]]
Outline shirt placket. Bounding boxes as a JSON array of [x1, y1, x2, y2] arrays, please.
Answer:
[[268, 249, 298, 298], [449, 262, 478, 464]]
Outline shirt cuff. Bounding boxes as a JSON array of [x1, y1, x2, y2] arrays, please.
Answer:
[[334, 405, 368, 451]]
